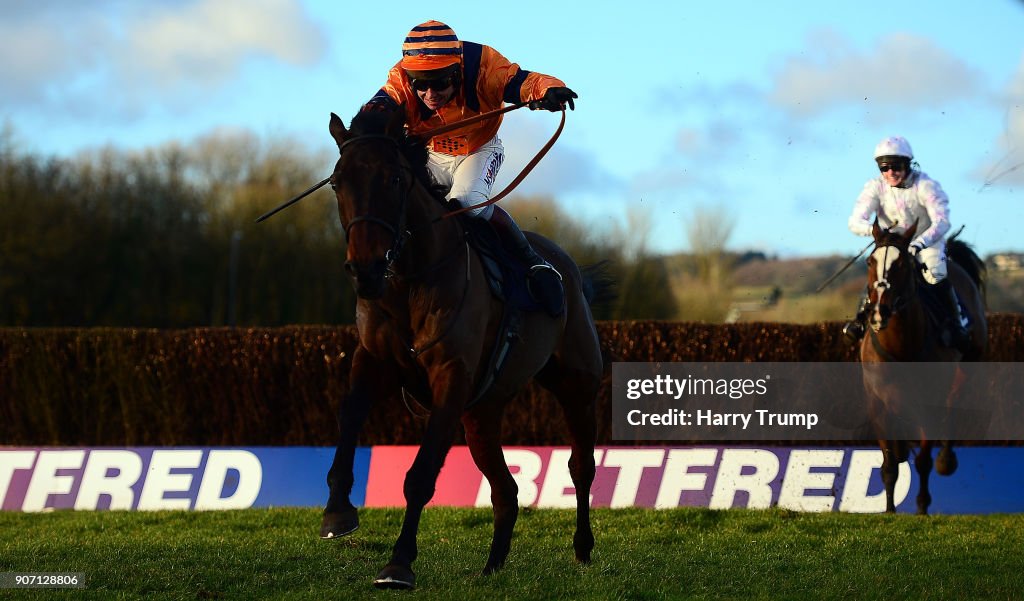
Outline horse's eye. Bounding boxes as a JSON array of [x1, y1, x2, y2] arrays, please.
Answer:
[[391, 175, 401, 187]]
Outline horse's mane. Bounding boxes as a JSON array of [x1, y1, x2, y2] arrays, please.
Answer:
[[348, 108, 445, 201], [947, 232, 987, 304]]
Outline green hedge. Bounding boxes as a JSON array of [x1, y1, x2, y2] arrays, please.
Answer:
[[2, 316, 1022, 446]]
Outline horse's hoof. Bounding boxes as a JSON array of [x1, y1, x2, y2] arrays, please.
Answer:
[[320, 508, 359, 539], [574, 530, 594, 563], [373, 564, 415, 590], [935, 449, 958, 476]]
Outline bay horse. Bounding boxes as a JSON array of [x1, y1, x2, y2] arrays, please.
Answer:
[[859, 219, 987, 514], [320, 107, 605, 589]]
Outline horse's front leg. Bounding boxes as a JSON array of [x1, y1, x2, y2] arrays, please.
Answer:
[[322, 346, 398, 539], [879, 441, 905, 513], [374, 364, 469, 590], [914, 442, 933, 515]]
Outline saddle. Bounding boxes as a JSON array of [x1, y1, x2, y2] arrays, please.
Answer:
[[460, 214, 547, 313]]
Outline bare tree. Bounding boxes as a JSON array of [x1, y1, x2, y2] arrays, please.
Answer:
[[672, 204, 737, 322]]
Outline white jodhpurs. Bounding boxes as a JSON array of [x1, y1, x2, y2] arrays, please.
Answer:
[[426, 136, 504, 220]]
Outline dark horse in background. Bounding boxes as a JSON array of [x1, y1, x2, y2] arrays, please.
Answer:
[[320, 107, 607, 589], [859, 220, 987, 514]]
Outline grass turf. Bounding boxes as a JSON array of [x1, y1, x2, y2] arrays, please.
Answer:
[[1, 507, 1023, 599]]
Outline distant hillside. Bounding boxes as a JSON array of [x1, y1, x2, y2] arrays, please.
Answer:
[[661, 250, 1024, 323]]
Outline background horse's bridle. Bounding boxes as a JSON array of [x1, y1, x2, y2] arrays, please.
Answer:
[[870, 243, 918, 328]]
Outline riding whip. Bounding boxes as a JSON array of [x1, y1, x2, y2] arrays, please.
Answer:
[[255, 177, 331, 223], [815, 220, 902, 293], [814, 239, 875, 293]]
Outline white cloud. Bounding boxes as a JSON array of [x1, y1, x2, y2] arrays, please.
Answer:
[[0, 0, 325, 114], [767, 30, 983, 117], [674, 120, 744, 159], [120, 0, 322, 90]]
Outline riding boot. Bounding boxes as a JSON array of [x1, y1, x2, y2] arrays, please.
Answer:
[[933, 278, 970, 352], [842, 291, 871, 342], [488, 206, 564, 317]]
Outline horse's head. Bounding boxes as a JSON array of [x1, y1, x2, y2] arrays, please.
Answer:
[[865, 218, 920, 332], [328, 108, 414, 299]]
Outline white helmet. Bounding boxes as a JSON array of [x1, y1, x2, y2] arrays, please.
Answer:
[[874, 136, 913, 160]]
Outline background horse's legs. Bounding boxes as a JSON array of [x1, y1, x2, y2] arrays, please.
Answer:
[[376, 376, 469, 589], [936, 368, 963, 476], [879, 441, 907, 513], [537, 359, 600, 564], [463, 402, 518, 575], [322, 347, 397, 539], [914, 441, 933, 515], [936, 443, 958, 476]]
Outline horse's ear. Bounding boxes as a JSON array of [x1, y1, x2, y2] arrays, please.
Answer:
[[385, 104, 407, 139], [905, 218, 919, 242], [871, 217, 882, 241], [329, 112, 348, 151]]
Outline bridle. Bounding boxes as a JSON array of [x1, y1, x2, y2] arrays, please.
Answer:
[[869, 243, 915, 331], [331, 133, 468, 282], [332, 132, 473, 357], [331, 134, 416, 271]]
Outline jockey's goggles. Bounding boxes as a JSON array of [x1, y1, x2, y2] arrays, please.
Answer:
[[410, 76, 456, 92], [878, 163, 905, 173]]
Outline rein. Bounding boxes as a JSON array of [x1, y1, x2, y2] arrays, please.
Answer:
[[439, 107, 567, 220], [255, 102, 565, 224]]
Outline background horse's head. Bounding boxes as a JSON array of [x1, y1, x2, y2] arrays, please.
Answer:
[[866, 219, 920, 332], [328, 108, 420, 299]]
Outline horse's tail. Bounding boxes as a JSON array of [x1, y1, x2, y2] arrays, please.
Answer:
[[580, 260, 618, 373], [580, 260, 616, 307], [947, 231, 987, 306]]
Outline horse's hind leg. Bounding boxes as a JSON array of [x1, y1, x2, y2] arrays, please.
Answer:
[[463, 403, 519, 575], [936, 442, 958, 476], [536, 359, 599, 563], [914, 442, 933, 515], [322, 346, 397, 539]]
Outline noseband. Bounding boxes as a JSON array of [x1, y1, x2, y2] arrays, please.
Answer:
[[331, 134, 415, 268]]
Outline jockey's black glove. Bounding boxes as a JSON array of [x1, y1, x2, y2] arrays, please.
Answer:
[[529, 87, 577, 111]]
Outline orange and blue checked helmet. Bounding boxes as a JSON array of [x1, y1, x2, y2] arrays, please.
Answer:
[[400, 20, 462, 71]]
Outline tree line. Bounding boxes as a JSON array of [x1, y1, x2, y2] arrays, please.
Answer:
[[0, 128, 679, 327]]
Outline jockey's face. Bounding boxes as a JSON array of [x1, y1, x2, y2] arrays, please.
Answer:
[[878, 160, 908, 187], [876, 160, 909, 187], [407, 67, 458, 112], [415, 81, 455, 111]]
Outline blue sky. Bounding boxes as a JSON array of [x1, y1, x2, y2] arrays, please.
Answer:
[[3, 0, 1023, 257]]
